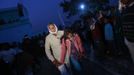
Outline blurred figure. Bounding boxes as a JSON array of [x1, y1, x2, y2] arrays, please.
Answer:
[[60, 29, 85, 75], [118, 0, 128, 12], [84, 16, 94, 49], [38, 36, 46, 57], [45, 23, 64, 74], [22, 34, 32, 54], [0, 58, 13, 75], [120, 0, 134, 63], [0, 43, 18, 64], [104, 16, 115, 58], [13, 52, 34, 75], [0, 44, 13, 75], [90, 18, 103, 57]]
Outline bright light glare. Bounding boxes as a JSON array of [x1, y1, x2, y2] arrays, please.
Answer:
[[80, 4, 85, 10]]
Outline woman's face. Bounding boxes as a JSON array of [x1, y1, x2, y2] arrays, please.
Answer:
[[67, 33, 73, 39]]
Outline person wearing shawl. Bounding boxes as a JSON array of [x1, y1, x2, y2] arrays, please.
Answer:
[[45, 23, 64, 67]]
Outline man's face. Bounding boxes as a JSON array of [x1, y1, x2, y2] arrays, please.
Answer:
[[49, 24, 56, 32]]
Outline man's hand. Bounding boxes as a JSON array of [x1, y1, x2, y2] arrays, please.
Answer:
[[52, 60, 62, 67]]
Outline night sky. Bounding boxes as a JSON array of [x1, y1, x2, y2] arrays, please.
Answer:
[[0, 0, 65, 35]]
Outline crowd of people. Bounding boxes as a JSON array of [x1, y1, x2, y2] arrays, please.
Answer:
[[0, 0, 134, 75], [0, 33, 47, 75]]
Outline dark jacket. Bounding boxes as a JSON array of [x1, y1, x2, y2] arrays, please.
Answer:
[[122, 4, 134, 42]]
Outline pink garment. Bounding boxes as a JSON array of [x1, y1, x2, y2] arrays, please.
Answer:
[[60, 34, 84, 64]]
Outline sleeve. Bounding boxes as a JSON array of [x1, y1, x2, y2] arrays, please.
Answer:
[[45, 37, 55, 62], [59, 31, 64, 37], [60, 38, 67, 63], [66, 39, 71, 57], [75, 34, 84, 53], [62, 31, 64, 36]]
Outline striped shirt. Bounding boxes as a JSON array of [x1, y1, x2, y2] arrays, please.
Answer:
[[122, 4, 134, 42]]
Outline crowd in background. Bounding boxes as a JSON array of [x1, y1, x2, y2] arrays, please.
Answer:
[[0, 33, 47, 75]]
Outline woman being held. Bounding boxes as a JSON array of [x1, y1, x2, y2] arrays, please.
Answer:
[[60, 29, 85, 74]]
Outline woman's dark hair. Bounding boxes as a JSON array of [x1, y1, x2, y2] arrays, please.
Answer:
[[61, 28, 73, 44]]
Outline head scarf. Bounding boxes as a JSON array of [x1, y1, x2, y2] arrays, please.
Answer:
[[48, 24, 58, 34]]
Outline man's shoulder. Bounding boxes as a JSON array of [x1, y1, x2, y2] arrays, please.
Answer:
[[46, 34, 52, 39], [58, 31, 64, 33], [57, 31, 64, 36]]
